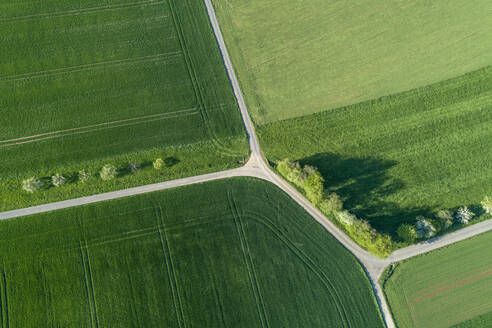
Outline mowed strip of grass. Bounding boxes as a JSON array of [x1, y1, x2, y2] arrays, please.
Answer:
[[258, 66, 492, 233], [0, 0, 248, 208], [383, 230, 492, 328], [213, 0, 492, 124], [0, 178, 385, 327]]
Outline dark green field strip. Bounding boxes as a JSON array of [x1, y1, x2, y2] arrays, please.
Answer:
[[0, 0, 155, 20], [0, 108, 208, 177], [0, 3, 175, 76], [0, 0, 248, 206], [0, 55, 194, 139], [258, 66, 492, 232], [0, 178, 384, 327]]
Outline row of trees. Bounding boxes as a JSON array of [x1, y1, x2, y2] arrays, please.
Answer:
[[397, 199, 492, 244], [276, 159, 394, 257], [276, 159, 492, 255], [22, 158, 166, 193]]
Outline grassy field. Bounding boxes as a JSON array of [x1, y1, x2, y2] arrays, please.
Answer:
[[0, 177, 384, 327], [258, 66, 492, 234], [0, 0, 248, 210], [213, 0, 492, 123], [383, 230, 492, 328]]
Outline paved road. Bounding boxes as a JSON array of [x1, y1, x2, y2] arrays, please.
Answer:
[[1, 1, 490, 327]]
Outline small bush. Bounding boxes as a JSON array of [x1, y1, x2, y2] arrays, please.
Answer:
[[415, 217, 436, 239], [22, 177, 44, 193], [482, 196, 492, 214], [397, 224, 418, 244], [51, 173, 66, 187], [455, 206, 474, 225], [304, 171, 324, 205], [78, 170, 91, 182], [153, 158, 164, 170], [100, 164, 117, 181]]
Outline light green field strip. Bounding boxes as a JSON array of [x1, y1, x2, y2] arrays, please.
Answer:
[[214, 0, 492, 123], [384, 230, 492, 328]]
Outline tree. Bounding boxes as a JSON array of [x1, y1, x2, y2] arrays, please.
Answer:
[[415, 217, 436, 239], [78, 170, 91, 182], [397, 224, 418, 244], [304, 171, 324, 205], [436, 210, 453, 230], [337, 210, 356, 226], [455, 206, 474, 225], [22, 177, 44, 193], [100, 164, 117, 181], [51, 173, 66, 187], [319, 192, 343, 214], [482, 196, 492, 214], [153, 158, 164, 170]]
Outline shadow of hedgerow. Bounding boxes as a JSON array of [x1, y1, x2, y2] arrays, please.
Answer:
[[300, 152, 433, 234]]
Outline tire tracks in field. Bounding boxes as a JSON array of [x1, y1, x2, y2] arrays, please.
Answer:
[[227, 192, 270, 328], [0, 271, 9, 328], [0, 1, 163, 24], [155, 206, 187, 328], [79, 241, 99, 328], [243, 210, 351, 328], [0, 107, 198, 148], [0, 52, 182, 83]]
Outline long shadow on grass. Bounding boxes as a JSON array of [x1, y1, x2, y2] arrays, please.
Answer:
[[300, 153, 432, 234]]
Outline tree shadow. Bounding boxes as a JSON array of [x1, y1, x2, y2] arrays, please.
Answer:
[[300, 152, 433, 234]]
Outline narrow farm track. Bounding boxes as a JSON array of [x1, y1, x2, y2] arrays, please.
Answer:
[[0, 1, 489, 327]]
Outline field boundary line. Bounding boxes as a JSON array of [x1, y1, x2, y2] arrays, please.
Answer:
[[0, 271, 8, 328], [0, 107, 197, 144], [155, 207, 187, 328], [0, 111, 199, 149], [227, 192, 270, 328], [245, 211, 350, 328], [0, 52, 182, 83], [0, 1, 163, 23]]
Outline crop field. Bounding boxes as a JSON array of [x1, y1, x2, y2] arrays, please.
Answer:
[[258, 66, 492, 233], [0, 0, 248, 209], [383, 230, 492, 328], [0, 177, 384, 327], [213, 0, 492, 123]]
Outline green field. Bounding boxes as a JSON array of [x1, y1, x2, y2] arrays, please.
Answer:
[[258, 66, 492, 233], [214, 0, 492, 124], [383, 230, 492, 328], [0, 177, 384, 327], [0, 0, 248, 210]]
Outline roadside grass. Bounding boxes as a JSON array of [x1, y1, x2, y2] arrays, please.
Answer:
[[383, 229, 492, 328], [258, 66, 492, 234], [0, 177, 385, 327], [0, 0, 248, 210], [213, 0, 492, 123]]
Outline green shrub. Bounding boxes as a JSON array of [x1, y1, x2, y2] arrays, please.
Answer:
[[304, 171, 324, 205], [397, 224, 418, 244], [78, 170, 91, 183], [100, 164, 117, 181], [153, 158, 164, 170], [128, 162, 141, 173], [51, 173, 66, 187], [482, 196, 492, 214], [22, 177, 44, 193]]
